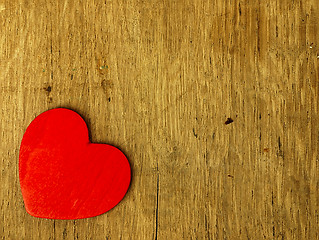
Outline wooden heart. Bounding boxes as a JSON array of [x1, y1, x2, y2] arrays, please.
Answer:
[[19, 108, 131, 219]]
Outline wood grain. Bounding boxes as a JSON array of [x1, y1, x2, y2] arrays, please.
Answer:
[[1, 0, 318, 239]]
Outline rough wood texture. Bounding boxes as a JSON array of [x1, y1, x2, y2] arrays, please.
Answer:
[[1, 0, 318, 239]]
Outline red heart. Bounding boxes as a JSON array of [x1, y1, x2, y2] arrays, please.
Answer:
[[19, 108, 131, 219]]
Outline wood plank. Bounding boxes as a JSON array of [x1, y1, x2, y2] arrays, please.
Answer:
[[1, 0, 318, 239]]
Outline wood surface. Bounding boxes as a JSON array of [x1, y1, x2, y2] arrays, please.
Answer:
[[1, 0, 319, 239]]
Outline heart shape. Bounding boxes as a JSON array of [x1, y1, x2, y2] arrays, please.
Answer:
[[19, 108, 131, 219]]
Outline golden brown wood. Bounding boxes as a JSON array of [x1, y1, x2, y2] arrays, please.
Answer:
[[1, 0, 319, 239]]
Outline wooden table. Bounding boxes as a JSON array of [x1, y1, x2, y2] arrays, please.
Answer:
[[1, 0, 318, 239]]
